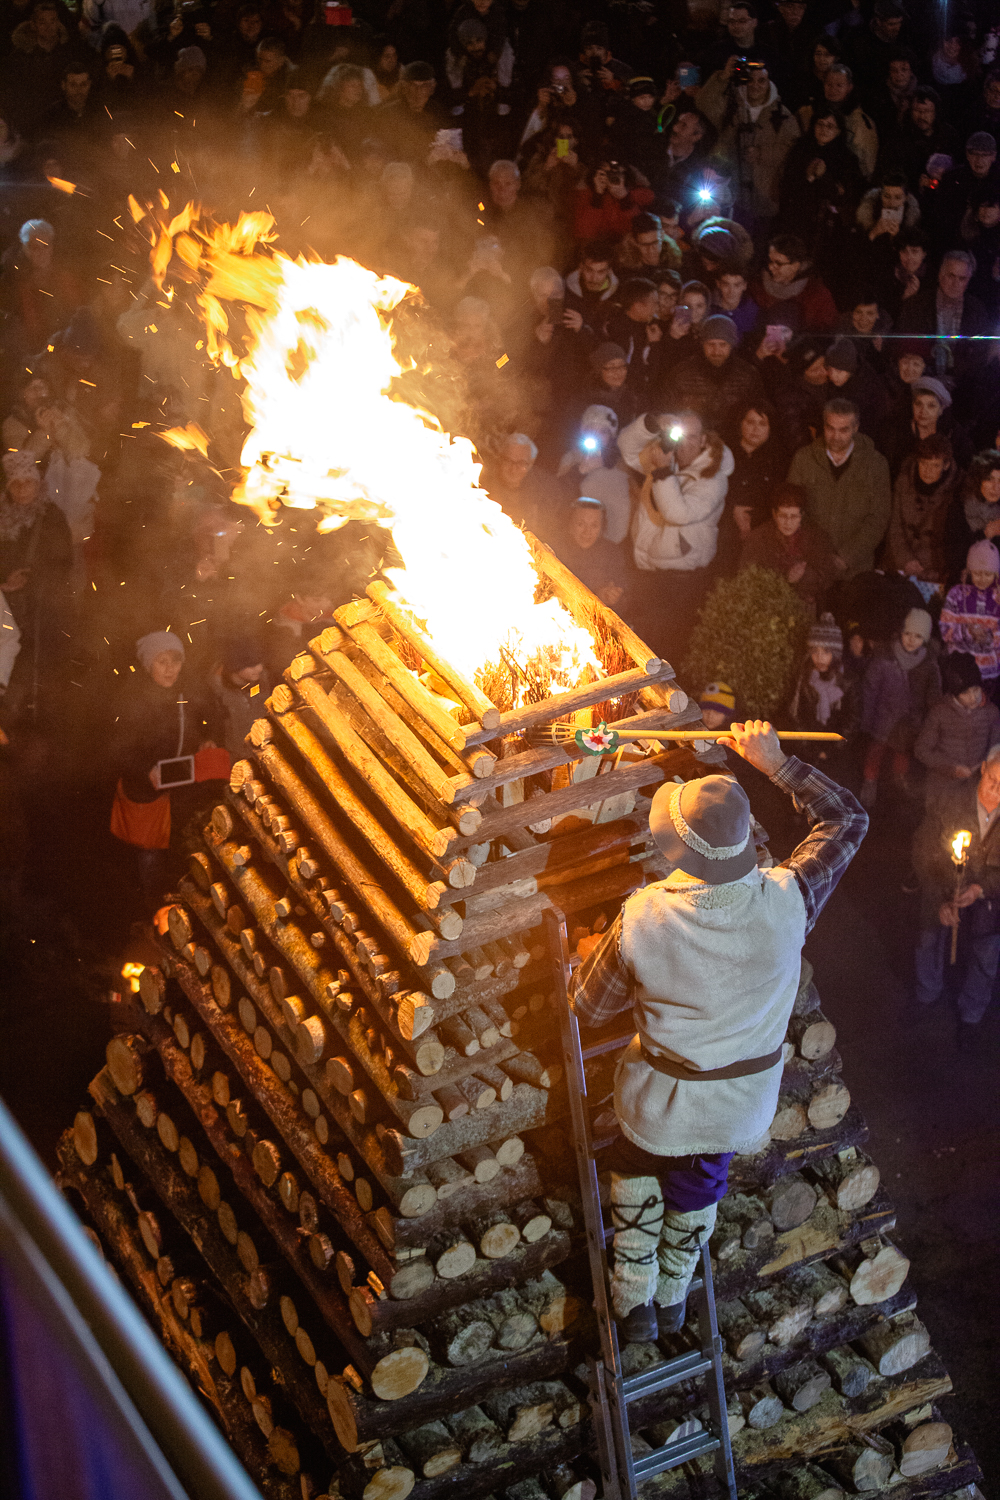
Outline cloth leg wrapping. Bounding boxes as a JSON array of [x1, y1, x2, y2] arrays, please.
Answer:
[[610, 1173, 664, 1320], [655, 1203, 718, 1308]]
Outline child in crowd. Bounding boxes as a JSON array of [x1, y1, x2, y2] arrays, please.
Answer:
[[788, 613, 855, 770], [697, 681, 736, 730], [940, 540, 1000, 700], [914, 652, 1000, 806], [860, 607, 941, 808]]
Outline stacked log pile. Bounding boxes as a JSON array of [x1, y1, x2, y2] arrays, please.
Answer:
[[54, 566, 982, 1500]]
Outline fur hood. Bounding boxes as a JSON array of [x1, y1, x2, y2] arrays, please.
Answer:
[[855, 187, 921, 233], [565, 266, 619, 301]]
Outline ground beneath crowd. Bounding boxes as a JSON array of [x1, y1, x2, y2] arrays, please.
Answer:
[[1, 725, 997, 1490]]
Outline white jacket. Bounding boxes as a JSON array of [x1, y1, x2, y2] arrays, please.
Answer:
[[620, 415, 733, 572], [616, 866, 807, 1155]]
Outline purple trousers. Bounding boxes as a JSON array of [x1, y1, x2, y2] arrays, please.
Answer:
[[605, 1134, 733, 1211]]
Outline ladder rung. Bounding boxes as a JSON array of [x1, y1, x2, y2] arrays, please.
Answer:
[[622, 1349, 713, 1398], [581, 1031, 634, 1061], [632, 1432, 720, 1480]]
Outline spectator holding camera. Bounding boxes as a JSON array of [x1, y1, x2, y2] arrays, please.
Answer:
[[699, 57, 801, 226]]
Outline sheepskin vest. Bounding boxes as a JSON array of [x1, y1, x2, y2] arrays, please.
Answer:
[[616, 867, 806, 1156]]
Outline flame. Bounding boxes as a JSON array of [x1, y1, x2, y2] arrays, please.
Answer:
[[149, 203, 601, 698], [46, 174, 77, 195], [951, 830, 971, 862], [121, 962, 145, 993]]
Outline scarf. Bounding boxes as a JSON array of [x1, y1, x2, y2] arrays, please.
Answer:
[[761, 269, 809, 301], [810, 667, 843, 726], [0, 491, 45, 542], [893, 640, 926, 672]]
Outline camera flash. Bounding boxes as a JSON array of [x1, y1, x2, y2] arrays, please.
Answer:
[[581, 435, 599, 452], [698, 187, 713, 201], [669, 425, 684, 442]]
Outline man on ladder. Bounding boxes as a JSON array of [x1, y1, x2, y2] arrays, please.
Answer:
[[570, 721, 868, 1342]]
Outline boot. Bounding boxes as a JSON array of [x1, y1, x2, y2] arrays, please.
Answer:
[[619, 1301, 658, 1343], [609, 1173, 664, 1327], [654, 1204, 718, 1316], [656, 1300, 689, 1336]]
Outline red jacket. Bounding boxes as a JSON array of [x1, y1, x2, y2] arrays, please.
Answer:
[[573, 184, 654, 243]]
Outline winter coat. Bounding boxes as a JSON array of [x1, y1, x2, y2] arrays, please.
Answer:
[[861, 646, 941, 747], [787, 432, 892, 577], [748, 269, 838, 333], [619, 417, 734, 572], [778, 131, 866, 233], [564, 266, 619, 333], [914, 775, 1000, 933], [799, 99, 878, 180], [698, 73, 801, 219], [572, 184, 654, 243], [854, 187, 921, 235], [662, 350, 766, 437], [914, 693, 1000, 802], [963, 485, 1000, 542], [111, 672, 216, 805], [739, 516, 838, 608], [883, 453, 960, 581], [940, 583, 1000, 682], [895, 285, 993, 382]]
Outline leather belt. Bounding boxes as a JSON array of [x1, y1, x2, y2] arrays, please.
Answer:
[[640, 1042, 783, 1082]]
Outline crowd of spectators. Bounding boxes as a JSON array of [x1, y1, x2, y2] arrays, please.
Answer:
[[0, 0, 1000, 1030]]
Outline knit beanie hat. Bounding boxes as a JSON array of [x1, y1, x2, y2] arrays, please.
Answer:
[[967, 131, 997, 155], [825, 337, 858, 374], [968, 539, 1000, 575], [2, 449, 40, 483], [699, 314, 738, 347], [223, 635, 265, 674], [808, 612, 843, 653], [649, 775, 756, 885], [912, 375, 951, 409], [591, 342, 627, 373], [137, 631, 185, 671], [699, 681, 736, 714], [942, 651, 982, 697], [902, 607, 932, 644]]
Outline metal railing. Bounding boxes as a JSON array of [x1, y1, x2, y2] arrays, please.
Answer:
[[0, 1092, 263, 1500]]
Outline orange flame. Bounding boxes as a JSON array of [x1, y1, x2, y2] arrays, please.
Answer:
[[152, 203, 602, 694], [121, 962, 144, 993]]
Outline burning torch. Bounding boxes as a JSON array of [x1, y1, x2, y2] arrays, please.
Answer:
[[949, 830, 972, 964]]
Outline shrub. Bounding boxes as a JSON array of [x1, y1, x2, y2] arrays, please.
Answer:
[[683, 565, 810, 718]]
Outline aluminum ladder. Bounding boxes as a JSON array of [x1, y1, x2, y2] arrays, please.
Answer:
[[544, 909, 738, 1500]]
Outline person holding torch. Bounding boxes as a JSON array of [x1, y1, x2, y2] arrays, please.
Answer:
[[913, 742, 1000, 1048]]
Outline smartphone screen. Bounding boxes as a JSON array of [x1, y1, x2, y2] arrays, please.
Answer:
[[556, 136, 570, 158], [547, 295, 565, 322], [158, 756, 195, 788]]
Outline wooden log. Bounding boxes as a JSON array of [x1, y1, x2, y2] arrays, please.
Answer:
[[331, 612, 474, 754], [439, 1015, 479, 1058], [255, 731, 453, 924], [716, 1300, 767, 1362], [809, 1153, 880, 1213], [425, 1159, 473, 1199], [365, 584, 501, 732], [738, 1382, 784, 1429], [825, 1435, 895, 1491], [495, 1136, 525, 1169], [529, 537, 661, 676], [502, 1053, 562, 1091], [742, 1284, 814, 1347], [457, 1147, 500, 1184], [106, 1035, 148, 1097], [819, 1346, 876, 1398], [519, 1272, 585, 1336], [469, 1211, 521, 1260], [466, 665, 668, 745], [773, 1463, 846, 1500], [785, 1263, 850, 1317], [454, 1076, 496, 1112], [773, 1357, 832, 1412], [368, 1344, 430, 1402], [833, 1239, 910, 1305], [896, 1421, 953, 1477], [443, 1406, 505, 1464], [510, 1200, 551, 1244], [396, 1420, 463, 1477], [73, 1110, 99, 1167], [549, 1462, 597, 1500], [808, 1080, 852, 1131], [765, 1176, 818, 1231], [769, 1097, 810, 1141], [318, 642, 467, 806], [476, 1063, 513, 1102], [787, 1011, 837, 1061], [480, 1384, 555, 1442], [325, 1337, 568, 1450], [435, 1309, 496, 1367], [714, 1193, 774, 1257], [362, 1464, 416, 1500], [856, 1311, 931, 1375], [434, 1084, 470, 1121]]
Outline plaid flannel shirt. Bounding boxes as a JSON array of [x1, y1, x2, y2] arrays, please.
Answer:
[[570, 756, 868, 1029]]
